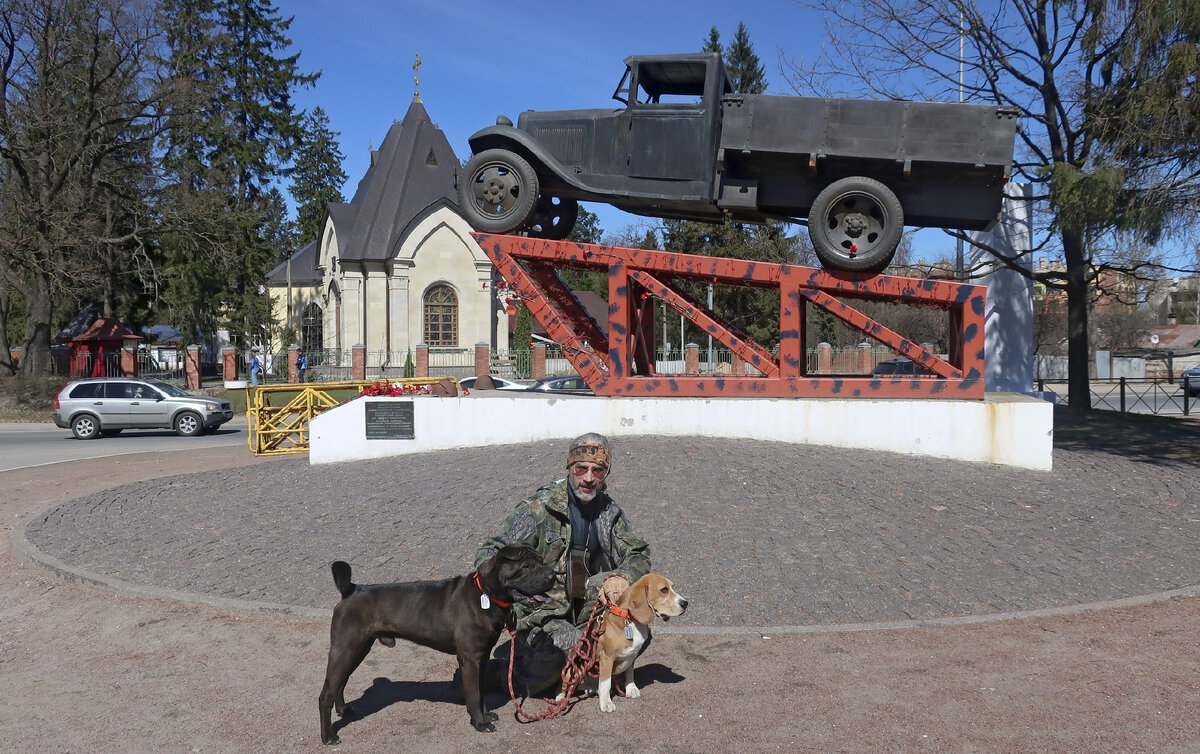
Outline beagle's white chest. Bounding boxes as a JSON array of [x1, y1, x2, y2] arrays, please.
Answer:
[[613, 621, 649, 674]]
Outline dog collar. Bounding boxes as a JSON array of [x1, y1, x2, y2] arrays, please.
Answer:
[[472, 573, 512, 609], [608, 604, 635, 622]]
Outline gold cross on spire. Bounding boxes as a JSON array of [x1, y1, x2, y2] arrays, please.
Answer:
[[413, 53, 422, 103]]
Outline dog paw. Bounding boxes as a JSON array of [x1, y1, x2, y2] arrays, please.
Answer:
[[472, 720, 497, 733], [485, 711, 499, 722], [321, 734, 340, 745], [625, 684, 641, 699], [599, 698, 616, 713]]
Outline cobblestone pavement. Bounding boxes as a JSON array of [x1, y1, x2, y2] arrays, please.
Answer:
[[20, 419, 1200, 630]]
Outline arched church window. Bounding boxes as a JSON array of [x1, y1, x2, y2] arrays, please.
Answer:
[[423, 284, 458, 347], [301, 302, 323, 353]]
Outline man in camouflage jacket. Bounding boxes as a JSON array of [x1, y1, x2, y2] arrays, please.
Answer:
[[476, 432, 650, 696]]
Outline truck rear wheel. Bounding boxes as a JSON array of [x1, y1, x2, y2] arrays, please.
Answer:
[[809, 176, 903, 274], [527, 195, 578, 240], [459, 149, 540, 234]]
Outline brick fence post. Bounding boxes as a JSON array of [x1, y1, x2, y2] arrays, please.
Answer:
[[817, 342, 832, 374], [858, 342, 873, 374], [185, 345, 201, 389], [475, 342, 490, 378], [351, 344, 366, 381], [415, 343, 429, 378], [121, 346, 137, 377], [685, 343, 699, 375], [731, 351, 745, 376], [222, 347, 237, 382], [532, 343, 546, 380], [288, 344, 299, 384]]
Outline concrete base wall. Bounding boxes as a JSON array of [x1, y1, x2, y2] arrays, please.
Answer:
[[309, 393, 1054, 470]]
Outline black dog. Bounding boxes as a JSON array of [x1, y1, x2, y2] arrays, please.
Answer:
[[318, 544, 554, 744]]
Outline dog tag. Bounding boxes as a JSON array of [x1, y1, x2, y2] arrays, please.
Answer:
[[624, 622, 634, 640], [480, 594, 491, 610]]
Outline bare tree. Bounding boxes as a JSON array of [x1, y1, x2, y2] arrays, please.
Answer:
[[784, 0, 1200, 411], [0, 0, 163, 375]]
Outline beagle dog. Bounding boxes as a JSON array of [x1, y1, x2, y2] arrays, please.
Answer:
[[587, 573, 689, 712]]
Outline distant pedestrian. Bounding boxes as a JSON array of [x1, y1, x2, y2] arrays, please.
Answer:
[[250, 351, 262, 386], [297, 350, 308, 383]]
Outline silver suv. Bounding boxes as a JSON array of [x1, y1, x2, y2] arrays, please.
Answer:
[[53, 377, 234, 439]]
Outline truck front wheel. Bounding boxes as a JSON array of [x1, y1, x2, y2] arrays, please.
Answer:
[[459, 149, 540, 234], [809, 177, 903, 274]]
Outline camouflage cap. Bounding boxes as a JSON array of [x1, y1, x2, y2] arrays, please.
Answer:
[[566, 433, 611, 469]]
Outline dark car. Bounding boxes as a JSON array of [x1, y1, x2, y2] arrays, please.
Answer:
[[871, 358, 935, 377], [53, 377, 234, 439], [1182, 365, 1200, 397], [459, 52, 1017, 272], [525, 375, 594, 395]]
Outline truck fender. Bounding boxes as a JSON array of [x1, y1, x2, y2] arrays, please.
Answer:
[[464, 125, 588, 195]]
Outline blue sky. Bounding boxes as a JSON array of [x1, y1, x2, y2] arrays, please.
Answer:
[[282, 0, 968, 260]]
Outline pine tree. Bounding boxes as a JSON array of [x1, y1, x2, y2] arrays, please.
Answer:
[[724, 22, 767, 94], [157, 0, 317, 349], [291, 106, 348, 243]]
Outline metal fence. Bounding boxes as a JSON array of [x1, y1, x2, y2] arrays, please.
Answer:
[[296, 345, 910, 383], [1036, 377, 1196, 416]]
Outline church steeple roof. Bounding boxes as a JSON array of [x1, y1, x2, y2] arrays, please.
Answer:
[[335, 97, 460, 263]]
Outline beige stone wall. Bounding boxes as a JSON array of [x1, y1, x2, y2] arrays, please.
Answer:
[[394, 209, 496, 352], [309, 206, 499, 359], [268, 283, 321, 344]]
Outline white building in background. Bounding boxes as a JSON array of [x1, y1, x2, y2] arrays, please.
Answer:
[[269, 95, 502, 364]]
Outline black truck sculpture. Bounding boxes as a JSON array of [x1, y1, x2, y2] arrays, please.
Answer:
[[458, 52, 1018, 273]]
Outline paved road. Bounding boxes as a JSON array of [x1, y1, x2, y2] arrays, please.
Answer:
[[16, 414, 1200, 631], [0, 417, 249, 472]]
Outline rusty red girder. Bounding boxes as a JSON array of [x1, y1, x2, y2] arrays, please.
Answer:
[[475, 233, 986, 399]]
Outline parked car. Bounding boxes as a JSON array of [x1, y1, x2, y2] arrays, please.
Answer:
[[1182, 365, 1200, 397], [457, 375, 527, 391], [53, 377, 234, 439], [459, 51, 1017, 272], [871, 358, 934, 377], [525, 375, 594, 395]]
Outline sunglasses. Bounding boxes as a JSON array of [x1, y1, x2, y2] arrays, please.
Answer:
[[570, 463, 608, 479]]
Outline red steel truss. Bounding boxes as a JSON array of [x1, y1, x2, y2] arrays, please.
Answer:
[[475, 233, 986, 399]]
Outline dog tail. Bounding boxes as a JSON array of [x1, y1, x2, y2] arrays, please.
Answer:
[[331, 560, 355, 599]]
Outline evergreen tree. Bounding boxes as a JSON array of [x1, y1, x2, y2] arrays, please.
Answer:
[[290, 106, 347, 243], [724, 22, 767, 94], [156, 0, 317, 349]]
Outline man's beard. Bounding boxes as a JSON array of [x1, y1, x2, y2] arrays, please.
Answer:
[[569, 475, 601, 503]]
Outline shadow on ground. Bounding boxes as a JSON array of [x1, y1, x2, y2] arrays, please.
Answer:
[[1053, 407, 1200, 465]]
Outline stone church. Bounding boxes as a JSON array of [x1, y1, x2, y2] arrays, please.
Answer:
[[268, 95, 501, 364]]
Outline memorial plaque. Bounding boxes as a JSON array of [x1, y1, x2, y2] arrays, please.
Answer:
[[364, 400, 415, 440]]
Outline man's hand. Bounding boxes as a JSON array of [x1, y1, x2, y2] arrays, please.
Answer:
[[598, 575, 630, 606]]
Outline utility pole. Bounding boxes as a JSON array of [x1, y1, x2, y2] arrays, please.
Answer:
[[956, 11, 966, 282]]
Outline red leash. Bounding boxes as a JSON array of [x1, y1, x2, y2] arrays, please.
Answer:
[[507, 598, 606, 721]]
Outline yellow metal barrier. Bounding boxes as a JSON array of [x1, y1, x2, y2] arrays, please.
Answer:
[[246, 378, 457, 456]]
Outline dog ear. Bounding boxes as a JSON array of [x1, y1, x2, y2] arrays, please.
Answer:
[[626, 578, 656, 624], [477, 550, 500, 585]]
